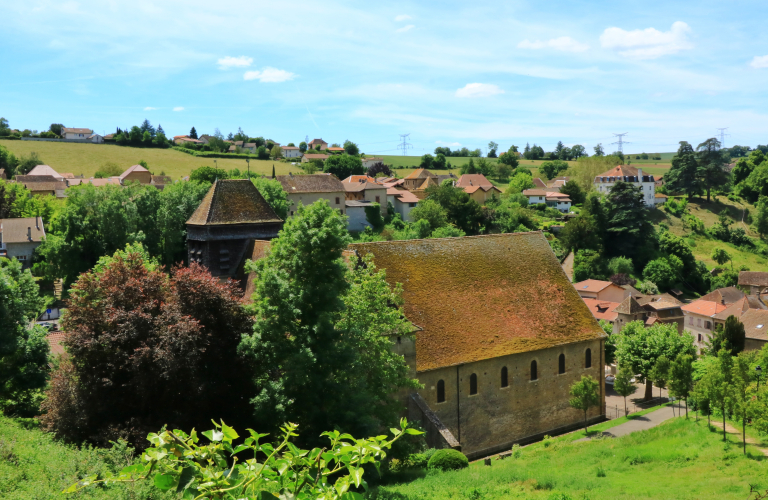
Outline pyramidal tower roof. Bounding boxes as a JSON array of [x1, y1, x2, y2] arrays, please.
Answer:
[[187, 179, 283, 226]]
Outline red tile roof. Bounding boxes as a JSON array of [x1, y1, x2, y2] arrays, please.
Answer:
[[47, 331, 68, 357], [351, 232, 605, 372], [119, 164, 149, 179], [574, 279, 614, 293], [682, 300, 728, 317], [342, 175, 377, 183], [582, 298, 620, 322], [456, 174, 493, 189], [405, 168, 437, 180]]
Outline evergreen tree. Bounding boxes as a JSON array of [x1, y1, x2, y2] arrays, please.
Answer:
[[666, 141, 702, 198], [696, 138, 729, 202], [157, 124, 164, 136], [604, 181, 653, 260], [189, 127, 198, 139], [756, 195, 768, 239], [140, 119, 155, 137]]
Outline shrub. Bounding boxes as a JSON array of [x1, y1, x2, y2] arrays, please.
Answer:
[[427, 448, 469, 471]]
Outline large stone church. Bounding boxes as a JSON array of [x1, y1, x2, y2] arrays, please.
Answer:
[[351, 232, 606, 459]]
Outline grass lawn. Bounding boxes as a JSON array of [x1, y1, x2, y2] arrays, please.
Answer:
[[0, 139, 305, 181], [656, 195, 767, 270], [0, 417, 171, 499], [375, 416, 768, 500]]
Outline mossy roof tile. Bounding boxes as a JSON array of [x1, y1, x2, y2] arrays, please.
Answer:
[[187, 179, 282, 226], [350, 232, 605, 372]]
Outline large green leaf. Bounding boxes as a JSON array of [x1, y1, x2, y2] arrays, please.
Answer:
[[153, 473, 175, 490]]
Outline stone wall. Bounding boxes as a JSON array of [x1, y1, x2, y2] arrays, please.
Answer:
[[414, 339, 605, 459]]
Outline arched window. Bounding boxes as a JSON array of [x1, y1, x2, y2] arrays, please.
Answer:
[[559, 354, 566, 374], [501, 367, 508, 388], [585, 348, 592, 368], [437, 380, 445, 403], [530, 360, 538, 381], [469, 373, 478, 395]]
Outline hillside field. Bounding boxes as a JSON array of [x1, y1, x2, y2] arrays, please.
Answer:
[[376, 416, 768, 500]]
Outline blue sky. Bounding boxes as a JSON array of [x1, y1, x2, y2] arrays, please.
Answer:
[[3, 0, 768, 156]]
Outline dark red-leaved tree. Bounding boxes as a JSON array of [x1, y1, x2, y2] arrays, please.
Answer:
[[41, 251, 254, 447], [367, 162, 393, 178]]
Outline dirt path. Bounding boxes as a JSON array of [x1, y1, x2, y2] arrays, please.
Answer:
[[708, 419, 768, 456]]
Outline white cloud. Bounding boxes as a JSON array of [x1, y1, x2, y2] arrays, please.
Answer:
[[243, 67, 295, 83], [144, 106, 157, 111], [455, 83, 504, 98], [395, 14, 412, 22], [436, 140, 461, 147], [217, 55, 253, 69], [173, 106, 184, 112], [750, 55, 768, 69], [600, 21, 693, 59], [396, 24, 415, 33], [518, 36, 589, 52]]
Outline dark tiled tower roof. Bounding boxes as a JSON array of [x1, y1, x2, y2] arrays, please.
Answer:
[[187, 179, 282, 226]]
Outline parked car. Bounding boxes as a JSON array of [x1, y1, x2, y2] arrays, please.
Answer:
[[37, 322, 54, 331], [605, 375, 615, 385]]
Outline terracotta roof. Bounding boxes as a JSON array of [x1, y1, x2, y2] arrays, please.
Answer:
[[342, 175, 377, 183], [655, 193, 669, 199], [417, 177, 440, 190], [739, 309, 768, 341], [594, 165, 654, 183], [392, 190, 419, 203], [344, 182, 386, 193], [574, 279, 614, 293], [682, 299, 728, 317], [644, 300, 683, 311], [635, 293, 683, 307], [465, 185, 502, 194], [351, 232, 605, 372], [308, 138, 327, 146], [187, 179, 282, 226], [47, 331, 68, 357], [27, 165, 63, 179], [456, 174, 494, 189], [739, 271, 768, 288], [613, 296, 644, 315], [405, 168, 437, 180], [328, 147, 345, 151], [282, 146, 300, 150], [714, 297, 751, 321], [276, 174, 344, 194], [523, 189, 547, 196], [582, 298, 620, 322], [0, 217, 45, 243], [119, 164, 149, 179], [699, 286, 744, 306], [61, 127, 92, 134], [21, 180, 68, 193], [533, 178, 547, 188], [645, 316, 658, 326]]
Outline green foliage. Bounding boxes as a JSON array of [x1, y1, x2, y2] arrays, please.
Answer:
[[604, 181, 654, 262], [711, 247, 732, 268], [539, 160, 569, 180], [0, 258, 49, 416], [614, 366, 638, 414], [666, 141, 702, 198], [650, 355, 671, 394], [669, 353, 695, 416], [608, 256, 634, 276], [642, 258, 677, 291], [559, 214, 599, 254], [696, 138, 730, 202], [365, 203, 385, 232], [424, 181, 486, 235], [756, 195, 768, 238], [93, 162, 122, 178], [569, 375, 601, 431], [573, 249, 608, 282], [498, 146, 519, 168], [67, 418, 421, 500], [427, 449, 469, 472], [410, 199, 448, 232], [419, 153, 434, 169], [155, 180, 210, 266], [252, 176, 289, 220], [343, 140, 360, 156], [324, 154, 365, 179], [665, 197, 688, 217], [616, 321, 696, 398], [708, 316, 746, 356], [241, 201, 418, 444], [16, 151, 43, 175], [190, 165, 228, 183], [505, 170, 535, 194], [430, 225, 466, 238], [0, 144, 20, 177], [558, 180, 584, 205]]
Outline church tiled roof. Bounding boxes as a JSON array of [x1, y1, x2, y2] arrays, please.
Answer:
[[613, 296, 644, 315], [187, 179, 282, 226], [351, 232, 605, 372]]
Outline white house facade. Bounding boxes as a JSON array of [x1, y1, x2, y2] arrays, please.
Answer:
[[593, 165, 656, 207]]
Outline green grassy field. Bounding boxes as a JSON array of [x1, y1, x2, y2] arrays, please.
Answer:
[[376, 417, 768, 500], [0, 139, 303, 180]]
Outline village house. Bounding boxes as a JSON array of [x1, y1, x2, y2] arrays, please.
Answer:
[[186, 179, 283, 280], [611, 294, 685, 334], [15, 175, 68, 197], [387, 188, 419, 222], [683, 299, 727, 350], [403, 168, 438, 190], [61, 127, 92, 140], [350, 232, 606, 459], [327, 146, 345, 154], [301, 153, 330, 164], [739, 271, 768, 298], [0, 217, 45, 268], [593, 165, 657, 207], [532, 178, 547, 189], [173, 135, 202, 145], [581, 299, 620, 325], [522, 189, 572, 212], [343, 179, 387, 216], [574, 279, 626, 303], [738, 309, 768, 350], [119, 164, 152, 185], [308, 138, 328, 151], [456, 174, 502, 204], [276, 173, 346, 216], [361, 157, 385, 169], [282, 146, 302, 159], [345, 200, 378, 232]]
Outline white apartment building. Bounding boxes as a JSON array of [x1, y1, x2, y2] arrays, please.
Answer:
[[593, 165, 657, 207]]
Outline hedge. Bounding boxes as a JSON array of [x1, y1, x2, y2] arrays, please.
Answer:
[[427, 449, 469, 471], [171, 147, 267, 160]]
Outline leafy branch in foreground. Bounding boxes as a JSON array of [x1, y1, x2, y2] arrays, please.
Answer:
[[64, 418, 422, 499]]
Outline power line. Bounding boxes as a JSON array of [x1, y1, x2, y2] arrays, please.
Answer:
[[611, 133, 630, 153], [716, 128, 730, 149], [397, 133, 413, 156]]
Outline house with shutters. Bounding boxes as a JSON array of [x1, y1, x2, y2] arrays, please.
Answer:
[[593, 165, 657, 207], [276, 173, 346, 217]]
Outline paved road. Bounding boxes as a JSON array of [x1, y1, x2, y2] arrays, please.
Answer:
[[576, 404, 683, 442]]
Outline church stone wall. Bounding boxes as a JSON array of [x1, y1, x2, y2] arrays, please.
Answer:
[[415, 339, 605, 459]]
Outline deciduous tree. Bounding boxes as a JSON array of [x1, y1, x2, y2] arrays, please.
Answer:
[[569, 375, 601, 432], [614, 366, 637, 416], [669, 353, 695, 418], [324, 154, 365, 179]]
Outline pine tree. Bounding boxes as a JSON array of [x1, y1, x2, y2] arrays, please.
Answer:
[[189, 127, 198, 139]]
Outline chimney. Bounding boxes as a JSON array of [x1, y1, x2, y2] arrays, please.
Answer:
[[28, 226, 32, 241], [721, 298, 725, 305], [36, 217, 40, 230]]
